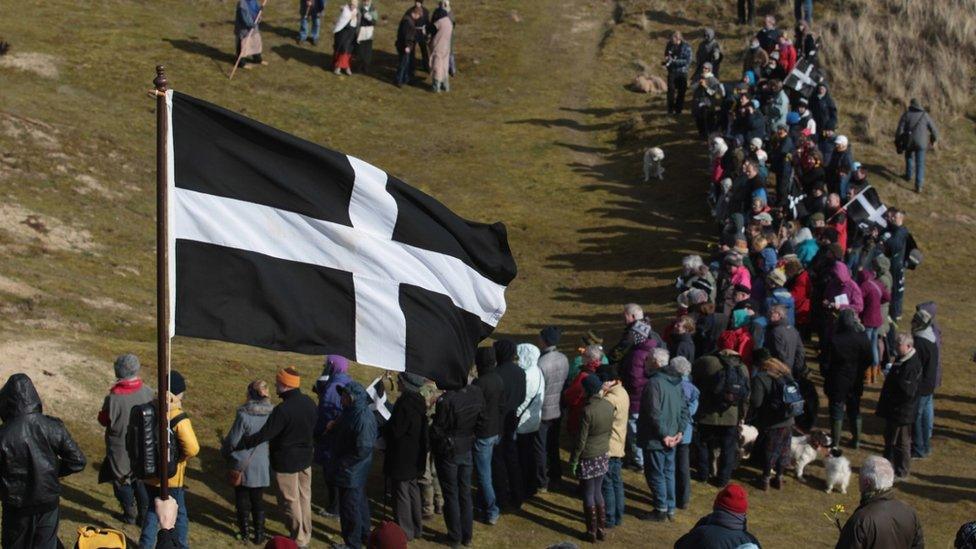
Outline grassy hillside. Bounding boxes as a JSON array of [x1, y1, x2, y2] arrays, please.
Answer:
[[1, 0, 975, 546]]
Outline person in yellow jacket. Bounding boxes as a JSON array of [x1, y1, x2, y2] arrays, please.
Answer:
[[139, 370, 200, 549], [599, 364, 630, 529]]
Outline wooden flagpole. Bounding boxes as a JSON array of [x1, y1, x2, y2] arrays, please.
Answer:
[[153, 65, 172, 500]]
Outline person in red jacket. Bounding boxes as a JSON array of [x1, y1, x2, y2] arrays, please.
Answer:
[[776, 35, 797, 74], [783, 255, 812, 339], [825, 193, 849, 254], [563, 346, 603, 436], [718, 308, 755, 368]]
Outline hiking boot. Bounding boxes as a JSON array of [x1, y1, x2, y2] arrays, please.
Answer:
[[252, 510, 266, 544], [595, 505, 607, 541], [638, 510, 668, 522], [235, 509, 250, 542], [760, 475, 771, 492], [583, 505, 597, 542]]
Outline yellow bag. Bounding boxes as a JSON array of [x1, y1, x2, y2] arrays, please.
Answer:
[[75, 526, 126, 549]]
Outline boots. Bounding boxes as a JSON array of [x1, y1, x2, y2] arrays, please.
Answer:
[[760, 474, 771, 491], [121, 502, 139, 525], [831, 420, 844, 448], [595, 505, 607, 541], [583, 505, 597, 542], [235, 508, 250, 542], [251, 510, 266, 545], [852, 416, 863, 450]]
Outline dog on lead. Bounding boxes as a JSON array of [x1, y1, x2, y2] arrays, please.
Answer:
[[824, 447, 852, 494], [790, 429, 832, 481]]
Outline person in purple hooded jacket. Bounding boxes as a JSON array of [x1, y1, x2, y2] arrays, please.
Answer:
[[607, 304, 664, 471], [312, 355, 352, 517]]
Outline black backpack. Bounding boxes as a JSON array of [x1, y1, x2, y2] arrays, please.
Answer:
[[127, 403, 187, 480], [770, 375, 805, 420], [713, 353, 750, 408]]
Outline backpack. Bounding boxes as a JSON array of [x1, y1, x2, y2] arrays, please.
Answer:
[[75, 526, 126, 549], [127, 403, 188, 480], [712, 353, 750, 408], [770, 375, 805, 420]]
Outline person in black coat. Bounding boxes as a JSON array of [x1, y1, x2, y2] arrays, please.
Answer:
[[765, 305, 806, 378], [384, 373, 429, 541], [492, 340, 526, 510], [472, 347, 504, 524], [769, 125, 794, 206], [395, 8, 421, 86], [403, 0, 431, 71], [0, 374, 86, 549], [876, 333, 923, 478], [823, 309, 874, 448], [810, 84, 838, 134], [911, 308, 940, 458]]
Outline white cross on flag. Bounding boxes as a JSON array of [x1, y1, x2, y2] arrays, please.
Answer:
[[784, 59, 822, 98], [164, 92, 517, 388], [845, 185, 888, 230]]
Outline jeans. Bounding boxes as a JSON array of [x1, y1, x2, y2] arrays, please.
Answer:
[[794, 0, 813, 22], [473, 435, 500, 522], [890, 267, 906, 321], [113, 478, 149, 522], [396, 51, 414, 85], [435, 450, 474, 545], [297, 13, 321, 43], [538, 417, 563, 488], [905, 149, 926, 191], [912, 394, 934, 457], [339, 485, 371, 549], [626, 414, 644, 468], [693, 425, 738, 485], [140, 487, 188, 549], [865, 327, 880, 365], [675, 444, 691, 509], [643, 447, 676, 513], [601, 457, 624, 526], [1, 504, 60, 549]]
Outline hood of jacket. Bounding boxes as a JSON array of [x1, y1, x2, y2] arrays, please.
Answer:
[[837, 308, 862, 333], [703, 508, 748, 531], [872, 255, 890, 275], [475, 347, 496, 376], [704, 27, 716, 41], [342, 381, 371, 414], [857, 268, 877, 284], [516, 343, 541, 372], [793, 227, 813, 245], [831, 260, 852, 284], [0, 374, 42, 422], [242, 398, 274, 416]]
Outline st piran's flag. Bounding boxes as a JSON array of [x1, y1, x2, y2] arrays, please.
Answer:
[[165, 91, 517, 389], [846, 185, 888, 230], [783, 59, 822, 98]]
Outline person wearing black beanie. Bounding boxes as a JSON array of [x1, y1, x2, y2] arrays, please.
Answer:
[[472, 346, 504, 525], [491, 339, 526, 512]]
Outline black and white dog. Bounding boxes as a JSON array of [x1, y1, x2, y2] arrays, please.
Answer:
[[790, 430, 832, 481]]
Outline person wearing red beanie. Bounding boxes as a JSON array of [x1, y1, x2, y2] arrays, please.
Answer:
[[674, 484, 760, 548]]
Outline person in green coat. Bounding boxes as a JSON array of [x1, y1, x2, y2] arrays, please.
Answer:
[[569, 374, 614, 542]]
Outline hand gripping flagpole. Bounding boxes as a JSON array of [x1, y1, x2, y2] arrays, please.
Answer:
[[152, 65, 172, 500]]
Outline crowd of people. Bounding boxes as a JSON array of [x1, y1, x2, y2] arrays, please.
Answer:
[[0, 4, 968, 549], [233, 0, 457, 91]]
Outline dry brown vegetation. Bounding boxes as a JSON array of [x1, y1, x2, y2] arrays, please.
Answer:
[[820, 0, 976, 114]]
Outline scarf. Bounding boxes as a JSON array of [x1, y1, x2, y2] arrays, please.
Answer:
[[110, 377, 144, 395]]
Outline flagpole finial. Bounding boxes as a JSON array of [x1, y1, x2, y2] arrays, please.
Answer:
[[154, 65, 168, 92]]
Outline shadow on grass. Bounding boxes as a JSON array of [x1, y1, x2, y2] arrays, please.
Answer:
[[163, 38, 237, 65], [272, 42, 404, 87]]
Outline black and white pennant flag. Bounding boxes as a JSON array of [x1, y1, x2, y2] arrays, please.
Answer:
[[845, 185, 888, 230], [164, 92, 517, 389], [783, 59, 822, 98]]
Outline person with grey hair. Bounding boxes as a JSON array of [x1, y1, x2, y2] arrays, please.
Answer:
[[637, 350, 689, 521], [666, 357, 698, 509], [98, 353, 155, 526], [836, 456, 924, 548], [694, 28, 723, 78], [663, 31, 692, 115], [876, 334, 922, 478]]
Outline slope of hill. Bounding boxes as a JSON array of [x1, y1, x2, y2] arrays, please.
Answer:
[[1, 0, 974, 546]]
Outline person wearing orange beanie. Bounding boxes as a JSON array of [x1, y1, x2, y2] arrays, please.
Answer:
[[673, 484, 761, 548]]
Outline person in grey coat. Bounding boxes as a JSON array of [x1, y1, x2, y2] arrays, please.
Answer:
[[895, 98, 939, 193], [537, 326, 569, 491], [97, 353, 155, 526], [222, 380, 274, 544]]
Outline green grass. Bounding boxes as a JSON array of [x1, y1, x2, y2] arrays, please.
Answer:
[[1, 0, 975, 546]]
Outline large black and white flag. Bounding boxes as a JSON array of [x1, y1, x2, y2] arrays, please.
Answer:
[[845, 185, 888, 230], [783, 59, 822, 98], [164, 92, 517, 388]]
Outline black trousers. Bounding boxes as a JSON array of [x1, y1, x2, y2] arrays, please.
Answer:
[[234, 486, 265, 524], [884, 422, 912, 478], [1, 504, 60, 549], [539, 417, 563, 487], [492, 425, 524, 510], [666, 71, 688, 114], [435, 451, 474, 545], [356, 40, 374, 74], [693, 424, 739, 485], [737, 0, 755, 23], [516, 431, 543, 498]]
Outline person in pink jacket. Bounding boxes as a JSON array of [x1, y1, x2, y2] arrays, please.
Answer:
[[857, 269, 890, 381]]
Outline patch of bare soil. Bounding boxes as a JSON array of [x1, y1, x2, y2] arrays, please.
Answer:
[[0, 274, 42, 299], [0, 202, 97, 253], [0, 51, 59, 79]]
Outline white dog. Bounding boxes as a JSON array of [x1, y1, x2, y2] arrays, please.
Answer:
[[738, 424, 759, 460], [643, 147, 665, 182], [790, 430, 832, 481], [824, 448, 851, 494]]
